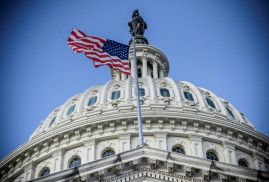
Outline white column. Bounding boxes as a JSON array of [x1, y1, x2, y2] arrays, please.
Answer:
[[142, 55, 147, 78], [115, 71, 120, 81], [52, 148, 65, 172], [222, 141, 236, 165], [119, 134, 131, 152], [159, 68, 164, 78], [130, 57, 135, 78], [154, 132, 167, 150], [188, 134, 203, 158], [121, 72, 127, 80], [252, 151, 265, 170], [84, 139, 96, 163], [152, 60, 158, 78], [23, 161, 36, 181]]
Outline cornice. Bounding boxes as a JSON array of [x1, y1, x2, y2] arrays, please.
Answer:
[[1, 108, 268, 171]]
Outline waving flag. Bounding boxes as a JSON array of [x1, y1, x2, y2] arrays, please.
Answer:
[[68, 28, 130, 75]]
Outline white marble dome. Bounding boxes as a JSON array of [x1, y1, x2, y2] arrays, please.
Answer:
[[1, 44, 269, 182], [30, 76, 254, 140]]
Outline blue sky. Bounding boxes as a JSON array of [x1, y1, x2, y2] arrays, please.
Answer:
[[0, 0, 268, 160]]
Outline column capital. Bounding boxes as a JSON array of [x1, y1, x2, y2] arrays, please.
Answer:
[[222, 140, 236, 149], [252, 151, 265, 161], [119, 133, 132, 140], [52, 147, 65, 157], [154, 132, 167, 138], [23, 161, 36, 171], [154, 53, 160, 61], [188, 133, 203, 142], [83, 138, 96, 147], [142, 49, 148, 58]]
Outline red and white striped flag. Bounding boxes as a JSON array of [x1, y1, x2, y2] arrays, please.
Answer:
[[68, 28, 130, 75]]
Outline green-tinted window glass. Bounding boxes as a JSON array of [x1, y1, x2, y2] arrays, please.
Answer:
[[184, 91, 194, 101], [206, 98, 216, 108], [139, 88, 145, 96], [49, 116, 56, 127], [226, 107, 235, 118], [160, 88, 170, 97], [67, 105, 76, 116], [88, 96, 97, 106], [111, 91, 120, 100]]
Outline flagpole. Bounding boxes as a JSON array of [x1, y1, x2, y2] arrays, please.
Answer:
[[132, 36, 144, 147]]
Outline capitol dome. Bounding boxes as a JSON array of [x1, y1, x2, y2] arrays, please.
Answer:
[[1, 11, 269, 182]]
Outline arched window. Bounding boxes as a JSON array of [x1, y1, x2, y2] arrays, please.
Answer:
[[226, 107, 235, 118], [238, 159, 248, 168], [206, 98, 216, 108], [184, 91, 194, 101], [206, 151, 219, 161], [67, 105, 76, 116], [160, 88, 170, 97], [102, 149, 115, 158], [69, 157, 81, 168], [139, 88, 145, 97], [49, 116, 56, 127], [88, 96, 97, 106], [40, 167, 50, 177], [172, 146, 185, 154], [111, 91, 120, 100]]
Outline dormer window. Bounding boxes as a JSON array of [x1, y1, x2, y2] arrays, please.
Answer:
[[49, 116, 56, 127], [88, 96, 97, 106], [139, 88, 145, 97], [206, 98, 216, 108], [111, 91, 120, 100], [67, 105, 76, 116], [184, 91, 194, 101], [226, 107, 235, 118], [160, 88, 170, 97]]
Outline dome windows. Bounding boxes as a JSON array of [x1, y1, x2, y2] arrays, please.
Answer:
[[88, 96, 97, 106], [206, 98, 216, 108], [111, 91, 120, 100], [184, 91, 194, 101], [238, 159, 248, 168], [172, 146, 185, 154], [102, 149, 115, 158], [67, 105, 76, 116], [40, 167, 50, 177], [49, 116, 56, 127], [139, 88, 145, 97], [69, 157, 81, 168], [226, 107, 235, 118], [160, 88, 170, 97], [206, 151, 219, 161]]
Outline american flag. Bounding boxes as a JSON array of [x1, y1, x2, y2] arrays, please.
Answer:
[[68, 28, 130, 75]]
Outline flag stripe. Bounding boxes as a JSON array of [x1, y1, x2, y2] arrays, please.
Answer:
[[85, 49, 129, 64]]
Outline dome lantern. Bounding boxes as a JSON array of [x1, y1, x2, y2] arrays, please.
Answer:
[[111, 10, 170, 81]]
